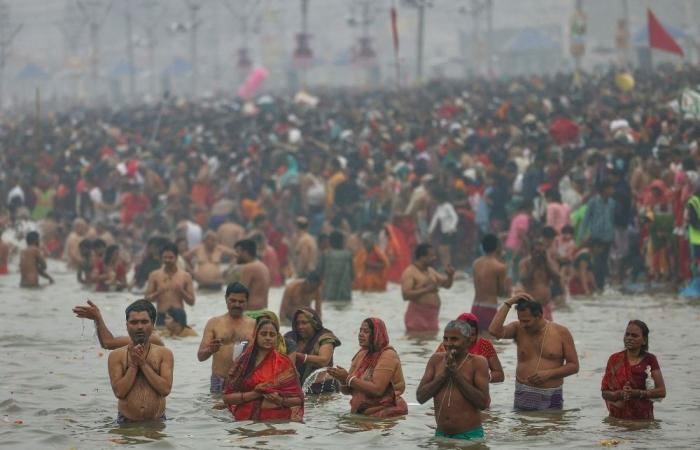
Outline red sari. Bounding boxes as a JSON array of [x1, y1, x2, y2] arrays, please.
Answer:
[[601, 351, 660, 420], [348, 318, 408, 418], [224, 323, 304, 422]]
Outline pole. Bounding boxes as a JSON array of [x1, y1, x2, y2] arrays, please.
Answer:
[[125, 0, 135, 101], [188, 1, 200, 98], [301, 0, 309, 88], [35, 87, 41, 154], [416, 1, 424, 83], [90, 21, 99, 99], [0, 1, 22, 109], [486, 0, 493, 75], [148, 26, 156, 96]]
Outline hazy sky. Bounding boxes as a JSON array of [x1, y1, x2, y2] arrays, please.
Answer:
[[1, 0, 697, 103]]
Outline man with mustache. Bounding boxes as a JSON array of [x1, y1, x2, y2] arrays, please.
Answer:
[[489, 294, 579, 411], [108, 300, 173, 423], [197, 282, 256, 394], [417, 320, 490, 441]]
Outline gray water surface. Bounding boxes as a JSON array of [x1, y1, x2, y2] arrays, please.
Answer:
[[1, 260, 699, 449]]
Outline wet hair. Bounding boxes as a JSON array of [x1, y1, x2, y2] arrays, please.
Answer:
[[545, 189, 561, 202], [225, 281, 249, 298], [26, 231, 39, 245], [628, 319, 650, 354], [542, 226, 557, 239], [92, 239, 106, 251], [561, 224, 575, 235], [362, 318, 376, 351], [104, 244, 119, 264], [318, 233, 329, 247], [514, 298, 543, 317], [125, 299, 157, 323], [329, 230, 345, 249], [445, 320, 472, 338], [414, 243, 433, 260], [166, 307, 188, 328], [234, 239, 257, 258], [253, 214, 267, 226], [78, 239, 93, 254], [481, 233, 499, 253], [160, 242, 178, 256], [305, 271, 321, 285]]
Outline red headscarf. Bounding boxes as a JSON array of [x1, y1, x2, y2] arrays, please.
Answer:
[[353, 317, 390, 378], [224, 319, 304, 421]]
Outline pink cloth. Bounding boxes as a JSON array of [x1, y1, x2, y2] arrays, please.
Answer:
[[505, 212, 530, 251], [546, 202, 571, 233], [404, 302, 439, 333]]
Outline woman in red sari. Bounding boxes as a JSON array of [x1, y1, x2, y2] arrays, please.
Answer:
[[327, 318, 408, 418], [223, 319, 304, 421], [601, 320, 666, 420]]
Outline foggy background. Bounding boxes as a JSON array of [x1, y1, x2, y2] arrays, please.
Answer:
[[0, 0, 698, 109]]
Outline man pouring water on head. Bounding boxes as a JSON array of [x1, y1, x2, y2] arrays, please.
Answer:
[[488, 293, 579, 411]]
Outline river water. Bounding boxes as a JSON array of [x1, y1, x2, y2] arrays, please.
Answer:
[[1, 260, 699, 449]]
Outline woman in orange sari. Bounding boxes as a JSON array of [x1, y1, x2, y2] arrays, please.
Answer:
[[353, 234, 390, 292], [601, 320, 666, 420], [223, 319, 304, 421], [327, 318, 408, 418]]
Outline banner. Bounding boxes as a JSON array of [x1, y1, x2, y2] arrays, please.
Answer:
[[681, 87, 700, 120]]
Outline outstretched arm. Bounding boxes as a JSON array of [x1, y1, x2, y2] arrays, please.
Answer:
[[73, 300, 163, 349]]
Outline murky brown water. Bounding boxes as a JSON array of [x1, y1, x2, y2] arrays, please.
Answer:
[[1, 260, 699, 449]]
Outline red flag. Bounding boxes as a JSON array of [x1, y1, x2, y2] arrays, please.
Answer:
[[390, 7, 399, 55], [648, 8, 684, 56]]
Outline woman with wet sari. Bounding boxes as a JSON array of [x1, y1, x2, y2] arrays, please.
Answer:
[[601, 320, 666, 420], [284, 307, 341, 394], [327, 317, 408, 418], [223, 318, 304, 422]]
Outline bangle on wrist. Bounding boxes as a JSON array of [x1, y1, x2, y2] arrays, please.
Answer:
[[303, 354, 308, 363]]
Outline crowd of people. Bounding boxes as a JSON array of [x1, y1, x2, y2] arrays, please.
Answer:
[[1, 63, 691, 440], [72, 283, 665, 441]]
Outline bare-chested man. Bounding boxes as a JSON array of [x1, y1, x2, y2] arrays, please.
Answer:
[[144, 243, 195, 327], [197, 282, 256, 394], [401, 243, 454, 334], [292, 217, 318, 277], [417, 320, 489, 441], [472, 234, 512, 335], [518, 241, 561, 320], [488, 294, 579, 411], [19, 231, 54, 287], [279, 272, 322, 325], [216, 213, 245, 249], [225, 239, 270, 311], [108, 300, 173, 423], [184, 231, 235, 290], [73, 300, 164, 349], [64, 218, 90, 269]]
